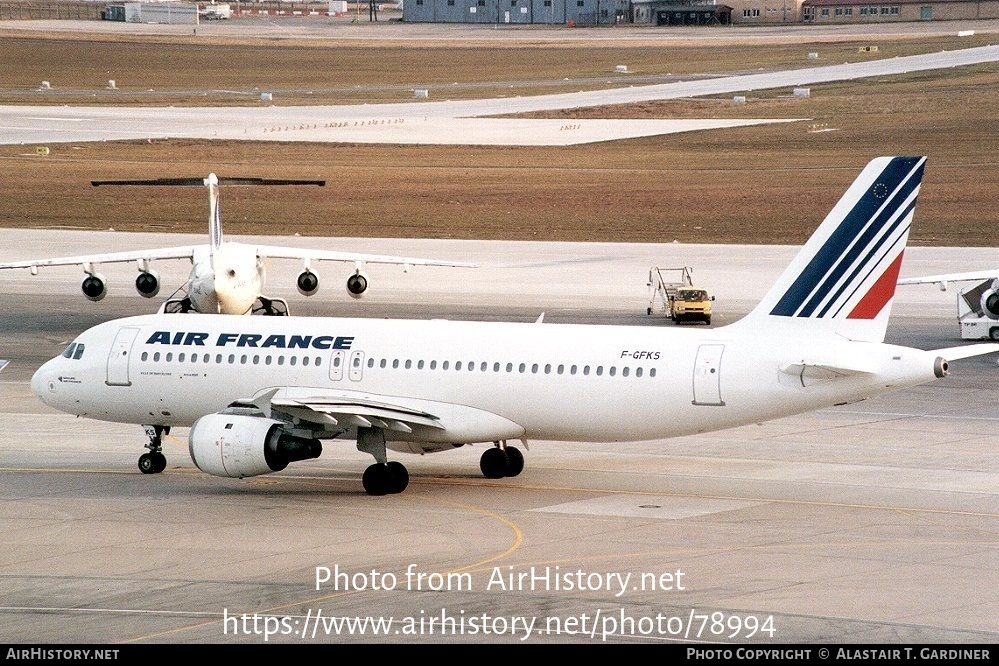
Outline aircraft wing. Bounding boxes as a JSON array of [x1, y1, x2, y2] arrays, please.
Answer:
[[898, 270, 998, 287], [0, 245, 205, 271], [251, 244, 478, 269], [229, 388, 524, 445]]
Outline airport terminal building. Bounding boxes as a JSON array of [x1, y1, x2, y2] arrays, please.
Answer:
[[403, 0, 996, 23], [403, 0, 628, 23]]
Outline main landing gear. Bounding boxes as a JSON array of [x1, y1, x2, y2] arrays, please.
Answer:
[[138, 425, 169, 474], [479, 441, 524, 479], [357, 427, 409, 496]]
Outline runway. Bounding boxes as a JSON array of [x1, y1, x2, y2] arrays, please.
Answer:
[[1, 230, 997, 644]]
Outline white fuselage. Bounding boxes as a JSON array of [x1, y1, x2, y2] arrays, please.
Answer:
[[187, 244, 263, 315], [31, 313, 942, 445]]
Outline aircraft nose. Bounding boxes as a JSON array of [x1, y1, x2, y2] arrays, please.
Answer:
[[31, 360, 55, 404]]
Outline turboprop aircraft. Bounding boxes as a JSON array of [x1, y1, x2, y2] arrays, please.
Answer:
[[0, 175, 476, 315], [29, 156, 999, 494]]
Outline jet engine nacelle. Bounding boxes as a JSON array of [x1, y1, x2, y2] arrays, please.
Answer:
[[188, 414, 322, 478], [346, 270, 369, 299], [981, 279, 999, 320], [135, 270, 161, 298], [296, 269, 320, 297], [81, 273, 107, 302]]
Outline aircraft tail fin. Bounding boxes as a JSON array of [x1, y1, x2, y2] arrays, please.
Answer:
[[205, 173, 223, 251], [738, 156, 926, 343]]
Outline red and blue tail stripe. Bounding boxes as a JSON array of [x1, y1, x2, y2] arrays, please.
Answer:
[[769, 156, 925, 320]]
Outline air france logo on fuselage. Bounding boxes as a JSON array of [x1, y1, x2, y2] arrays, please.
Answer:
[[145, 331, 354, 350]]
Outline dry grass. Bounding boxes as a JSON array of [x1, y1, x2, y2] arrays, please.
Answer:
[[0, 32, 997, 245]]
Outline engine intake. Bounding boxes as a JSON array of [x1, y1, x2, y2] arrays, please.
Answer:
[[346, 270, 368, 299], [135, 270, 160, 298], [189, 414, 322, 478], [81, 273, 107, 302], [297, 269, 320, 297]]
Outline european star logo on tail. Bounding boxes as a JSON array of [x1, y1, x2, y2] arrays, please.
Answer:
[[742, 156, 925, 343]]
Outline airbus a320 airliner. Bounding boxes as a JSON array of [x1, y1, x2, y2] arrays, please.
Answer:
[[26, 157, 999, 494]]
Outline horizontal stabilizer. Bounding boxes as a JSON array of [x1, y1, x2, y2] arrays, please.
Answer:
[[930, 343, 999, 361], [781, 358, 876, 381], [92, 177, 325, 187]]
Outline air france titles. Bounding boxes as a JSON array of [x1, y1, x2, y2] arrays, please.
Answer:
[[145, 331, 354, 350]]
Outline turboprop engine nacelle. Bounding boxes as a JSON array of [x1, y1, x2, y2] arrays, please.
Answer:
[[135, 270, 161, 298], [188, 414, 322, 478], [346, 270, 369, 299], [297, 269, 320, 297], [81, 273, 107, 302]]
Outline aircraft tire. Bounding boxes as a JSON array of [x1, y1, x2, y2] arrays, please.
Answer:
[[480, 447, 509, 479], [386, 461, 409, 493], [138, 453, 158, 474], [362, 463, 391, 496], [504, 447, 524, 477]]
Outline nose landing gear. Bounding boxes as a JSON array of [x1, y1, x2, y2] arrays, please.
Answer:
[[138, 425, 169, 474]]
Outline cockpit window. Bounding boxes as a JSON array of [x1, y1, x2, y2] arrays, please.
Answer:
[[62, 343, 86, 360]]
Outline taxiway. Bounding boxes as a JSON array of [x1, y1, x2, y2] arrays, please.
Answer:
[[1, 230, 997, 643]]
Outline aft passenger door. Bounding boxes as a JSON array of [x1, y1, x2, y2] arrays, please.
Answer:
[[106, 327, 140, 386], [692, 344, 725, 406]]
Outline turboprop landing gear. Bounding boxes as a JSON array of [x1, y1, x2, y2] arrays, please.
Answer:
[[357, 427, 409, 496], [138, 425, 169, 474], [480, 441, 524, 479]]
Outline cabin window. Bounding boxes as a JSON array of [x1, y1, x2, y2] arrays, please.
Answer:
[[443, 361, 450, 370], [289, 357, 297, 366], [302, 357, 310, 367], [179, 353, 186, 362], [636, 367, 643, 378], [544, 364, 552, 374], [154, 352, 161, 362], [531, 363, 539, 374], [506, 363, 513, 372], [650, 368, 657, 377], [430, 360, 438, 370], [622, 367, 630, 377], [405, 360, 413, 369], [278, 356, 285, 366], [596, 366, 603, 376], [393, 359, 400, 369], [418, 360, 425, 370]]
